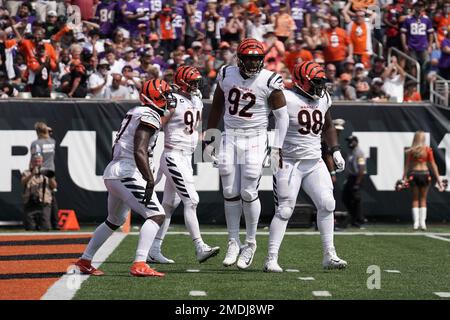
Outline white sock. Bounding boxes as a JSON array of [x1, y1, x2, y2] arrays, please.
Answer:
[[135, 219, 160, 262], [184, 203, 203, 245], [317, 210, 335, 253], [81, 222, 114, 261], [419, 207, 427, 228], [224, 199, 242, 243], [268, 214, 289, 257], [243, 199, 261, 246], [412, 207, 419, 228], [150, 203, 174, 254]]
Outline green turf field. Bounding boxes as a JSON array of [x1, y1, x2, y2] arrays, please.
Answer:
[[73, 229, 450, 300]]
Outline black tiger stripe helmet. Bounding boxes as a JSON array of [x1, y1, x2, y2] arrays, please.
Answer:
[[140, 79, 175, 110], [237, 38, 265, 78], [292, 61, 327, 100]]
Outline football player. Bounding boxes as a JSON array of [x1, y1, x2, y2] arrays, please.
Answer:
[[75, 79, 175, 277], [147, 66, 220, 264], [206, 38, 289, 270], [264, 62, 348, 272]]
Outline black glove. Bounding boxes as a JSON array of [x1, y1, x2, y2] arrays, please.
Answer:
[[143, 180, 154, 207]]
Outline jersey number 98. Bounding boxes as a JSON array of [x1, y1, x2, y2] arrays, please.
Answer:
[[298, 110, 323, 135]]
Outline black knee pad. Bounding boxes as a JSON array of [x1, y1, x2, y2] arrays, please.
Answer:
[[105, 220, 120, 231]]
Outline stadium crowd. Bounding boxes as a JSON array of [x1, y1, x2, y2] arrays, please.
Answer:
[[0, 0, 449, 102]]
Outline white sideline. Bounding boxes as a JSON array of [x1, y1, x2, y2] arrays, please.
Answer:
[[425, 234, 450, 243], [130, 231, 450, 236], [40, 233, 127, 300]]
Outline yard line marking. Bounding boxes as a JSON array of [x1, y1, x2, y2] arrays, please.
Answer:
[[0, 232, 93, 236], [126, 231, 450, 236], [285, 269, 299, 272], [186, 269, 200, 272], [384, 270, 401, 273], [434, 292, 450, 298], [298, 277, 315, 281], [189, 290, 207, 296], [41, 233, 127, 300], [312, 291, 331, 297], [425, 234, 450, 243]]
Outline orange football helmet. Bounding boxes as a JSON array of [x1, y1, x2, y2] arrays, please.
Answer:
[[292, 62, 327, 100], [140, 79, 175, 112], [174, 65, 202, 95], [237, 38, 265, 78]]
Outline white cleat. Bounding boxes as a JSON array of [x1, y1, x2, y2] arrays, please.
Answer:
[[323, 249, 347, 270], [147, 251, 175, 264], [223, 239, 241, 267], [263, 256, 283, 273], [237, 244, 257, 270], [196, 243, 220, 263]]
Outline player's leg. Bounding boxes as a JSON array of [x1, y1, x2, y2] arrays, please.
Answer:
[[237, 134, 267, 270], [302, 160, 347, 269], [76, 184, 130, 275], [219, 133, 243, 266], [264, 159, 302, 272], [148, 175, 180, 264], [161, 152, 220, 263]]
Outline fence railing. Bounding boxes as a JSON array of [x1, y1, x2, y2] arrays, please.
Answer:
[[430, 74, 450, 108], [387, 47, 421, 94]]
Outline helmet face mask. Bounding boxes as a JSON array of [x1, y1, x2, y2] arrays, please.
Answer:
[[174, 66, 203, 96], [238, 54, 264, 78], [293, 62, 327, 100], [310, 77, 326, 99]]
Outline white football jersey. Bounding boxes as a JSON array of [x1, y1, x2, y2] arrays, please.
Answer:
[[282, 89, 332, 160], [217, 65, 284, 130], [103, 106, 161, 179], [164, 92, 203, 154]]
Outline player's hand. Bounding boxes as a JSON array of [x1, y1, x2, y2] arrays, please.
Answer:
[[143, 180, 154, 207], [333, 151, 345, 173], [204, 142, 218, 167], [270, 147, 282, 174]]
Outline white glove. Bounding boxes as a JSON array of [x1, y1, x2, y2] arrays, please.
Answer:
[[204, 143, 218, 168], [333, 151, 345, 173], [270, 147, 282, 174]]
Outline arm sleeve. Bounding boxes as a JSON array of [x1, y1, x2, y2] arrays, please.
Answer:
[[272, 105, 289, 149]]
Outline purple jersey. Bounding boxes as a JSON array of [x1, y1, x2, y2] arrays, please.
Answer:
[[193, 0, 207, 31], [96, 1, 117, 36], [439, 38, 450, 69], [290, 0, 306, 30], [172, 5, 185, 38], [401, 15, 434, 52], [149, 0, 162, 13], [267, 0, 283, 14], [125, 0, 151, 36], [218, 4, 231, 31]]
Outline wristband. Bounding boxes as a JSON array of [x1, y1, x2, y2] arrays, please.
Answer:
[[330, 145, 341, 153], [330, 171, 336, 176]]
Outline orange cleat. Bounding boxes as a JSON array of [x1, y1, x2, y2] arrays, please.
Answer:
[[74, 259, 105, 276], [130, 262, 165, 277]]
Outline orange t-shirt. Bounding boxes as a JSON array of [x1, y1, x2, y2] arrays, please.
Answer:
[[159, 14, 175, 40], [404, 91, 422, 102], [348, 21, 369, 55], [437, 16, 449, 44], [275, 13, 296, 38], [323, 27, 350, 62], [284, 49, 314, 72]]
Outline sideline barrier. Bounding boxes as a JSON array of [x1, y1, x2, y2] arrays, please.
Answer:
[[0, 99, 449, 224]]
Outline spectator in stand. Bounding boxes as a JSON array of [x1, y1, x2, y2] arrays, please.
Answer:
[[245, 12, 266, 42], [434, 2, 449, 45], [352, 63, 371, 101], [105, 50, 125, 74], [304, 0, 331, 28], [104, 72, 129, 100], [0, 70, 18, 98], [279, 66, 293, 89], [274, 3, 296, 43], [284, 34, 313, 72], [262, 24, 285, 72], [368, 56, 386, 79], [204, 0, 221, 50], [401, 1, 435, 68], [290, 0, 307, 33], [159, 4, 176, 59], [88, 58, 111, 98], [94, 0, 118, 38], [28, 43, 52, 97], [382, 55, 405, 102], [14, 2, 36, 33], [344, 7, 375, 68], [70, 0, 99, 21], [323, 14, 352, 75], [121, 64, 140, 100], [324, 63, 338, 95], [342, 59, 355, 76], [122, 46, 139, 69], [438, 27, 450, 79], [383, 0, 408, 51], [368, 77, 389, 102], [222, 3, 244, 43], [63, 59, 88, 98], [404, 80, 422, 102], [42, 10, 59, 38], [333, 72, 356, 100]]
